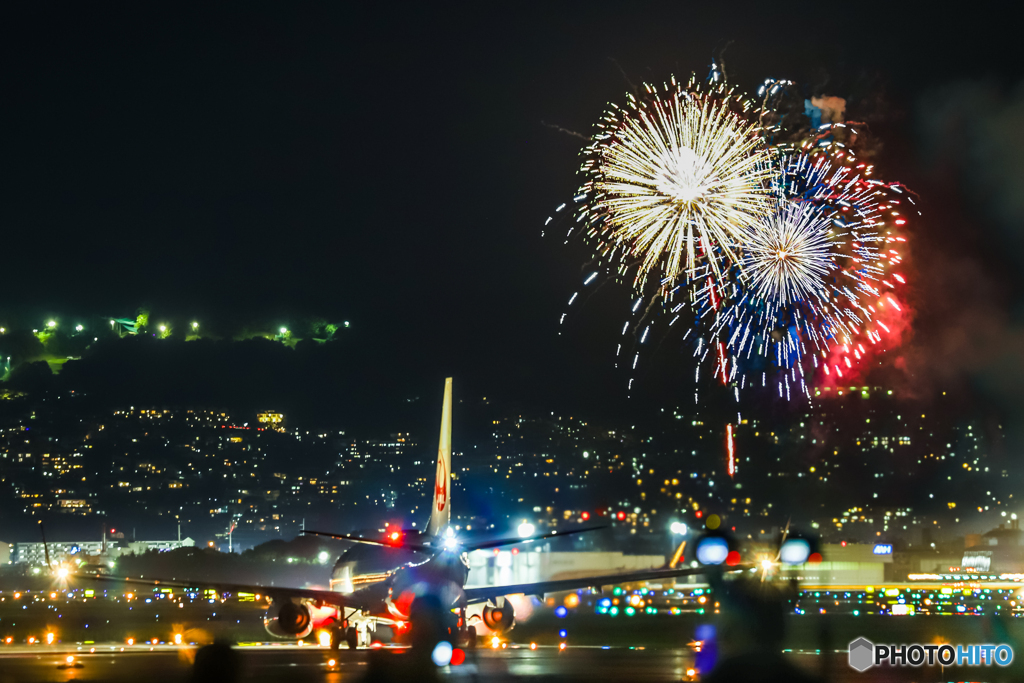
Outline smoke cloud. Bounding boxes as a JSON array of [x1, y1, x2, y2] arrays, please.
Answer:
[[901, 80, 1024, 430]]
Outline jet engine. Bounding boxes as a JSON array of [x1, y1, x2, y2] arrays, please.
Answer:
[[479, 598, 515, 633], [264, 601, 315, 639]]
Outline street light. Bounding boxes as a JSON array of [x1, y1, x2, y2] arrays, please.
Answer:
[[191, 322, 199, 330], [47, 320, 57, 328], [670, 522, 688, 535], [517, 521, 535, 538], [75, 325, 83, 332], [159, 325, 167, 332]]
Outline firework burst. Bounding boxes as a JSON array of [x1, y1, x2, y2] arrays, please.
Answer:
[[740, 200, 834, 306], [577, 76, 773, 290], [703, 153, 912, 399], [553, 72, 915, 403]]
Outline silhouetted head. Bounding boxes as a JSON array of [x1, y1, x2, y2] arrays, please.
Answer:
[[191, 640, 241, 683], [409, 594, 446, 651], [717, 578, 787, 652]]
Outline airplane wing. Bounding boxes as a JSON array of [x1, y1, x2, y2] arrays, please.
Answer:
[[463, 564, 750, 604], [70, 573, 369, 610], [461, 525, 609, 552], [301, 529, 434, 554]]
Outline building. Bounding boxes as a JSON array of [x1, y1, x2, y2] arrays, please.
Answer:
[[779, 543, 894, 585], [0, 541, 11, 565], [962, 520, 1024, 573], [466, 549, 665, 588], [13, 537, 195, 565], [256, 410, 285, 431], [14, 541, 116, 566], [120, 537, 195, 555]]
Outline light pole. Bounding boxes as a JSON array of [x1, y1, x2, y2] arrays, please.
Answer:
[[228, 518, 237, 553]]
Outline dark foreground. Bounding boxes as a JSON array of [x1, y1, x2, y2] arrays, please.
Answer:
[[1, 644, 1020, 683]]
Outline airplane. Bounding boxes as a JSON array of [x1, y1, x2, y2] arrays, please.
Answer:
[[77, 378, 722, 650]]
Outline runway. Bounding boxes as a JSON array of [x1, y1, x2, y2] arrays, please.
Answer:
[[0, 641, 1008, 682], [0, 643, 700, 682]]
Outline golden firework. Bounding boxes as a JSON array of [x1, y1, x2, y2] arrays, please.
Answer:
[[580, 77, 772, 290]]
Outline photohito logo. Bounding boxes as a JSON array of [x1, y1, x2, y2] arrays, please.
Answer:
[[848, 638, 1013, 671]]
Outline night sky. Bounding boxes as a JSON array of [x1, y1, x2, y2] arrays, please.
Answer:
[[3, 3, 1023, 427]]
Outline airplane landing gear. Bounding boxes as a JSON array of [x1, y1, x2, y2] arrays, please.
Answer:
[[329, 626, 343, 651], [345, 626, 359, 650], [464, 626, 477, 649]]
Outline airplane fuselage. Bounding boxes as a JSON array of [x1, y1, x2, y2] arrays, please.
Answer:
[[315, 544, 470, 636]]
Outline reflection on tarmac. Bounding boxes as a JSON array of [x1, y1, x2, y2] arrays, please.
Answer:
[[0, 642, 956, 682], [0, 643, 697, 682]]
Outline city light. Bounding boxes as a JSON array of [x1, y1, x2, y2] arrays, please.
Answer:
[[517, 522, 535, 538], [75, 324, 83, 332], [670, 522, 687, 535], [47, 320, 57, 328], [318, 551, 330, 564], [191, 322, 199, 329]]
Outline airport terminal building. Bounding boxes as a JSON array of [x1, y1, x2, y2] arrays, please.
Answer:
[[9, 537, 195, 565]]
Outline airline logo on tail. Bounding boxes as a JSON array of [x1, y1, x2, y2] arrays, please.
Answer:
[[435, 449, 447, 512], [426, 377, 453, 538]]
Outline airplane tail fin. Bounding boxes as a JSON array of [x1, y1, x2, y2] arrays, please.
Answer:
[[426, 377, 453, 538]]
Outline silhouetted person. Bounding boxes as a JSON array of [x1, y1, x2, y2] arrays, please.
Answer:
[[364, 595, 444, 683], [191, 640, 241, 683], [703, 577, 821, 683]]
